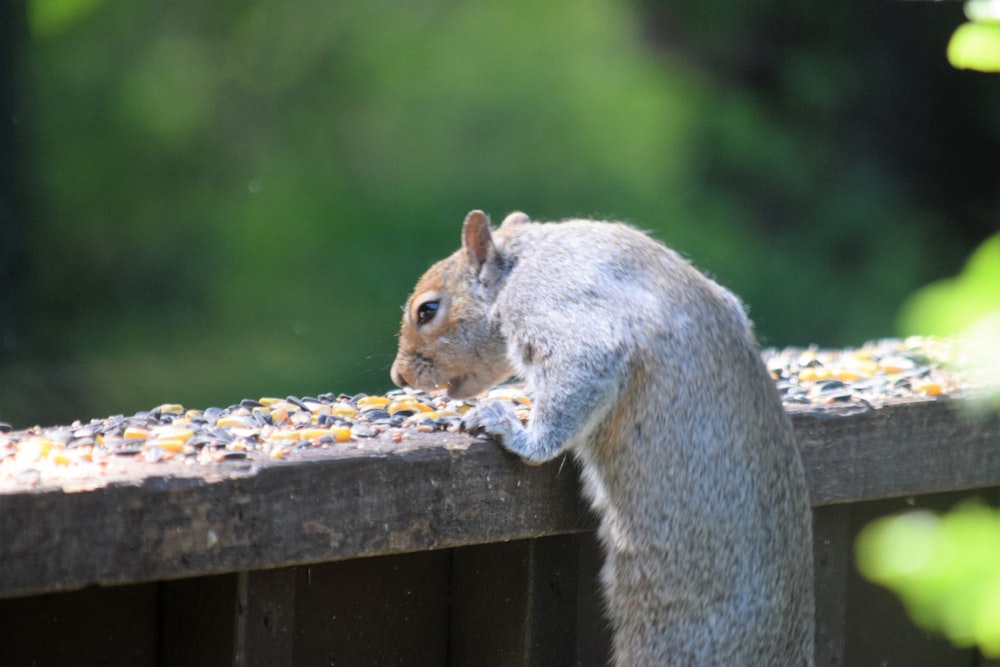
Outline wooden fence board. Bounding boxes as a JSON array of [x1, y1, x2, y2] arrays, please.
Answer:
[[0, 582, 158, 665], [840, 494, 977, 666], [792, 399, 1000, 505], [160, 573, 240, 667], [290, 551, 452, 666], [0, 435, 592, 599], [812, 504, 850, 667], [0, 397, 997, 600]]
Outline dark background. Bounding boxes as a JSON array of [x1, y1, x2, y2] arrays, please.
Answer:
[[1, 0, 998, 427]]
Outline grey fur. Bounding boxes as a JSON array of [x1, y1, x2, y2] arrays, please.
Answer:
[[392, 211, 815, 666]]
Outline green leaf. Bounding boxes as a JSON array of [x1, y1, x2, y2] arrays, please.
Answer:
[[898, 232, 1000, 336], [948, 21, 1000, 72]]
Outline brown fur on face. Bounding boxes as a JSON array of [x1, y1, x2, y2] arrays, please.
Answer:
[[391, 250, 513, 399]]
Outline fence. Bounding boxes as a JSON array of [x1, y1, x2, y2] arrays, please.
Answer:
[[1, 395, 998, 665]]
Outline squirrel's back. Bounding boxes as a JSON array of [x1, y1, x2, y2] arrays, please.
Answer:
[[394, 213, 815, 666], [497, 219, 814, 665]]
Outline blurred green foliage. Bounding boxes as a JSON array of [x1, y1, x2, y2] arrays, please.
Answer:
[[857, 502, 1000, 657], [27, 0, 104, 39], [899, 231, 1000, 413], [862, 234, 1000, 657], [949, 0, 1000, 72], [950, 21, 1000, 72], [899, 233, 1000, 337], [859, 3, 1000, 642], [2, 0, 998, 426]]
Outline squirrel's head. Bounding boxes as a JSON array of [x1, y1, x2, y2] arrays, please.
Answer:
[[390, 210, 522, 399]]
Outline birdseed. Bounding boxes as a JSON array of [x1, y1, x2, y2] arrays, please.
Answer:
[[0, 337, 986, 489]]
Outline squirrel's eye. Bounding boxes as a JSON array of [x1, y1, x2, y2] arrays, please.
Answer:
[[416, 299, 440, 326]]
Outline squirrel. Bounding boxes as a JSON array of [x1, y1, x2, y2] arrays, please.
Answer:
[[390, 210, 815, 666]]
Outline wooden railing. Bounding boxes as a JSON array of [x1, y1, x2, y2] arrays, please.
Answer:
[[1, 394, 998, 665]]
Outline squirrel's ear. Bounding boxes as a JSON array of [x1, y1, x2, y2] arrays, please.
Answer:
[[462, 210, 494, 270], [500, 211, 529, 227]]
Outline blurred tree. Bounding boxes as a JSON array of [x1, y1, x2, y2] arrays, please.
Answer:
[[0, 1, 27, 362], [1, 0, 998, 426], [636, 0, 1000, 343]]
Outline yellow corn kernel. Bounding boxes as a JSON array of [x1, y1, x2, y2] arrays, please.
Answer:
[[487, 388, 532, 405], [914, 381, 943, 396], [798, 366, 832, 382], [858, 359, 879, 377], [297, 428, 334, 440], [879, 356, 916, 374], [46, 439, 70, 465], [270, 429, 302, 441], [331, 426, 352, 442], [258, 397, 283, 406], [357, 396, 392, 410], [157, 403, 185, 415], [155, 440, 187, 453], [152, 427, 194, 442], [388, 400, 432, 415], [270, 406, 289, 424], [48, 450, 71, 466], [269, 447, 290, 459], [124, 426, 150, 441], [331, 403, 359, 418], [36, 439, 53, 458], [834, 368, 861, 382]]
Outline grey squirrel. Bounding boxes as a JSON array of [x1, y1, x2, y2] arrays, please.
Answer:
[[391, 210, 815, 666]]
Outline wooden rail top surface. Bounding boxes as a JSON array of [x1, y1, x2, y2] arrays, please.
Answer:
[[0, 395, 998, 600]]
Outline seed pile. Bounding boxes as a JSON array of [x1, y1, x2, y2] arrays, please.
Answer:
[[0, 387, 531, 488], [765, 336, 961, 406], [0, 337, 976, 489]]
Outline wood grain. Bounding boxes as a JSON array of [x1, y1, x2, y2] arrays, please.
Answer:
[[0, 396, 997, 599]]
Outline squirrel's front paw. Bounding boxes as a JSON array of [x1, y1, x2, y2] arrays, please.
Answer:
[[462, 400, 521, 441], [462, 401, 534, 462]]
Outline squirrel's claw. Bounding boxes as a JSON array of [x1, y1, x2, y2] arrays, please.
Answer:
[[463, 401, 543, 466]]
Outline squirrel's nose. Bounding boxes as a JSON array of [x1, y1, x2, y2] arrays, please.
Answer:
[[390, 361, 410, 389]]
